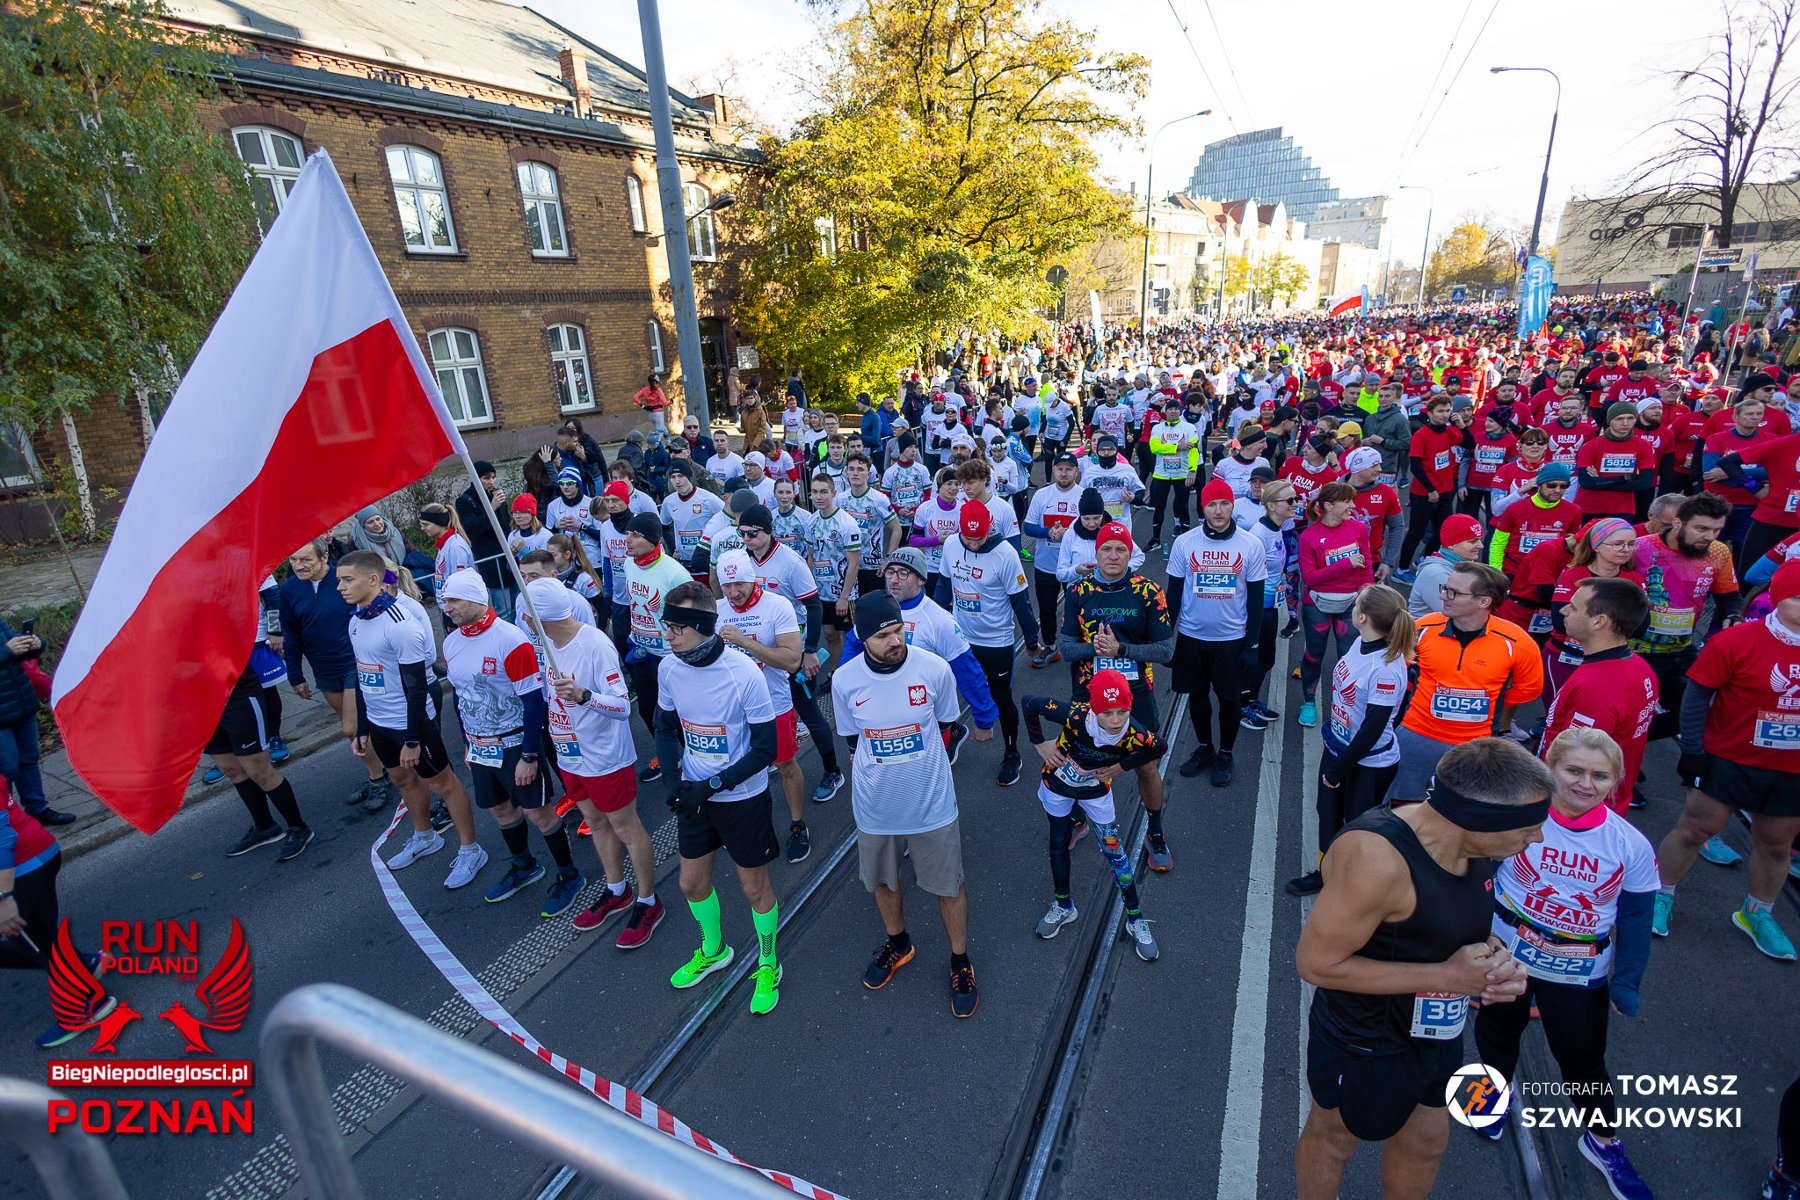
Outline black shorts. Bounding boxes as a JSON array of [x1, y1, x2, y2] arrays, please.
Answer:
[[1702, 756, 1800, 818], [823, 599, 855, 631], [1306, 1026, 1459, 1142], [676, 788, 780, 869], [1130, 684, 1160, 730], [857, 568, 884, 599], [205, 693, 270, 758], [368, 723, 452, 780], [468, 742, 556, 810]]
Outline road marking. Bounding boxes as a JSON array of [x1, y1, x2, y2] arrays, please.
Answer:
[[1298, 673, 1322, 1135], [1216, 633, 1288, 1199]]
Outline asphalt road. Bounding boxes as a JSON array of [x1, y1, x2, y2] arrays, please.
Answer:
[[3, 522, 1794, 1200]]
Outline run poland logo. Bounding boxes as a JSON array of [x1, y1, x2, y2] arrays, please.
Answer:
[[1446, 1062, 1512, 1130]]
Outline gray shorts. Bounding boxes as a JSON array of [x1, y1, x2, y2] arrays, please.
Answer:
[[1390, 726, 1460, 804], [857, 819, 964, 898]]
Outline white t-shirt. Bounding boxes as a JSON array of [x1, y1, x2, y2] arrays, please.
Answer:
[[348, 599, 438, 731], [808, 508, 864, 601], [657, 648, 776, 803], [433, 533, 475, 603], [708, 452, 746, 486], [543, 624, 633, 777], [745, 542, 819, 621], [890, 594, 972, 661], [442, 615, 542, 750], [718, 589, 800, 715], [972, 493, 1019, 542], [594, 515, 633, 603], [1024, 483, 1084, 573], [840, 486, 897, 570], [882, 461, 933, 518], [1080, 458, 1144, 518], [1212, 455, 1269, 499], [912, 502, 961, 573], [661, 487, 725, 562], [832, 646, 963, 836], [1493, 808, 1658, 982], [1165, 525, 1268, 640], [940, 536, 1029, 648], [1089, 402, 1132, 443], [1323, 639, 1408, 767], [623, 550, 693, 658]]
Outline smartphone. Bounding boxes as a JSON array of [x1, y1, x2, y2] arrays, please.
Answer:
[[20, 619, 35, 635]]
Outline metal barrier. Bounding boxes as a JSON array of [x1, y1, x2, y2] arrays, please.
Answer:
[[0, 1077, 131, 1200], [263, 983, 790, 1200]]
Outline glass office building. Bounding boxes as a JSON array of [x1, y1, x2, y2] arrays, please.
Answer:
[[1185, 127, 1339, 223]]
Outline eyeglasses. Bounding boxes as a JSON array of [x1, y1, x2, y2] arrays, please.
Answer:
[[1438, 585, 1472, 599], [1538, 481, 1568, 490]]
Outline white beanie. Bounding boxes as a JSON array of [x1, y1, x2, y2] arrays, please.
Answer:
[[439, 568, 488, 606], [522, 576, 573, 622]]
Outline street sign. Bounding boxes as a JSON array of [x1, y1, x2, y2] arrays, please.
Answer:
[[735, 345, 760, 370], [1699, 247, 1742, 267], [1450, 286, 1467, 302], [1744, 251, 1760, 282]]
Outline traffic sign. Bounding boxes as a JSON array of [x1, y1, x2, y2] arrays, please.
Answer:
[[1450, 286, 1467, 302], [1699, 247, 1742, 267], [1046, 265, 1069, 285]]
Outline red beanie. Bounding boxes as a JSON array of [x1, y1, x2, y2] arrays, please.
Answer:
[[602, 480, 632, 504], [510, 494, 538, 516], [959, 502, 992, 541], [1088, 668, 1132, 712], [1097, 521, 1133, 551], [1771, 560, 1800, 606], [1200, 478, 1236, 509], [1440, 513, 1482, 546]]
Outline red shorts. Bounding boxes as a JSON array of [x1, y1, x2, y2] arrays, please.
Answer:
[[560, 764, 637, 814], [775, 709, 799, 765]]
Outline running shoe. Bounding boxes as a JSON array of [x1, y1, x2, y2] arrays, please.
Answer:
[[1628, 786, 1649, 811], [443, 843, 488, 890], [429, 800, 453, 832], [485, 861, 546, 904], [267, 736, 290, 764], [1067, 817, 1090, 849], [1475, 1108, 1508, 1143], [1123, 916, 1159, 962], [554, 794, 576, 817], [998, 749, 1023, 787], [576, 820, 591, 837], [225, 825, 284, 858], [1280, 616, 1299, 639], [1765, 1168, 1800, 1200], [1251, 700, 1281, 720], [1030, 646, 1062, 669], [1297, 701, 1319, 728], [944, 722, 970, 766], [572, 889, 633, 933], [1145, 538, 1162, 555], [615, 899, 665, 949], [670, 944, 734, 989], [36, 995, 118, 1050], [363, 779, 397, 815], [1286, 870, 1324, 897], [1144, 835, 1173, 873], [638, 756, 663, 784], [863, 940, 917, 988], [540, 870, 586, 918], [1651, 891, 1672, 938], [202, 765, 225, 785], [387, 828, 444, 869], [787, 821, 811, 864], [35, 809, 75, 827], [1697, 835, 1742, 866], [749, 964, 782, 1015], [276, 828, 314, 863], [1239, 707, 1271, 732], [1210, 752, 1234, 788], [1391, 568, 1417, 585], [1733, 907, 1797, 961], [812, 770, 845, 802], [1035, 901, 1079, 939], [348, 777, 379, 806], [949, 960, 980, 1018], [1577, 1132, 1653, 1200], [1178, 744, 1216, 778], [1020, 546, 1033, 562]]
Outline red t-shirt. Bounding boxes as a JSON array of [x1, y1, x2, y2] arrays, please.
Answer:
[[1350, 482, 1402, 552], [1491, 496, 1581, 579], [1316, 379, 1345, 408], [1527, 386, 1572, 424], [1603, 375, 1661, 411], [1585, 366, 1629, 399], [1701, 408, 1793, 439], [1574, 434, 1655, 516], [1540, 647, 1659, 814], [1689, 616, 1800, 772], [1736, 431, 1800, 528], [1465, 429, 1518, 489], [1704, 425, 1780, 507], [1409, 422, 1462, 495], [1278, 457, 1342, 510], [1541, 417, 1596, 466]]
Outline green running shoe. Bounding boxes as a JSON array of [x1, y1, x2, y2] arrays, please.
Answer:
[[1651, 892, 1672, 938], [1732, 907, 1797, 962], [750, 964, 782, 1015], [670, 944, 734, 989]]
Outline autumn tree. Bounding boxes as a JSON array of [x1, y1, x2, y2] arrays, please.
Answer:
[[1255, 252, 1312, 309], [0, 0, 258, 534], [739, 0, 1147, 397], [1425, 223, 1514, 299]]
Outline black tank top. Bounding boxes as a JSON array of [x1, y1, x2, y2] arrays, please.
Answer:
[[1310, 805, 1495, 1055]]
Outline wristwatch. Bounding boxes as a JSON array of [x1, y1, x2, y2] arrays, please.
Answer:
[[0, 890, 14, 902], [578, 688, 593, 707], [520, 752, 539, 764], [707, 774, 724, 792]]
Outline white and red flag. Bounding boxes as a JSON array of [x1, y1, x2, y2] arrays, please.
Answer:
[[1326, 285, 1371, 318], [52, 150, 464, 833]]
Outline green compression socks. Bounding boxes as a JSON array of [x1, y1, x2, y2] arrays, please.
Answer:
[[751, 901, 780, 969], [689, 889, 723, 957]]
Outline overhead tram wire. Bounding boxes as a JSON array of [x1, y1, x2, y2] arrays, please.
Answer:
[[1164, 0, 1237, 134], [1382, 0, 1479, 190], [1391, 0, 1505, 187], [1197, 0, 1254, 128]]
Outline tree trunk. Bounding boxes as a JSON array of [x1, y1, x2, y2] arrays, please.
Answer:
[[60, 409, 96, 538], [135, 387, 157, 448]]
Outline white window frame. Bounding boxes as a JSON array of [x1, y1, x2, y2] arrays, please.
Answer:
[[231, 126, 304, 230], [684, 182, 717, 261], [547, 323, 595, 413], [387, 145, 458, 253], [648, 321, 666, 374], [814, 215, 837, 258], [516, 161, 568, 256], [426, 328, 492, 427], [0, 423, 41, 489], [626, 176, 647, 233]]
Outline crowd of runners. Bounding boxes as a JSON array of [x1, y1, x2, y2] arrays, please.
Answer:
[[5, 292, 1800, 1200]]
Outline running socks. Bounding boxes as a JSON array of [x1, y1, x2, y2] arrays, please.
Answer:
[[690, 889, 724, 957], [543, 826, 575, 871], [265, 779, 304, 829], [1146, 807, 1165, 842], [500, 819, 532, 863], [1746, 896, 1775, 916], [752, 901, 780, 969], [233, 780, 277, 831], [887, 929, 912, 955], [1094, 821, 1142, 915]]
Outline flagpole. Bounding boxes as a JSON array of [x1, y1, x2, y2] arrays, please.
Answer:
[[451, 450, 563, 678]]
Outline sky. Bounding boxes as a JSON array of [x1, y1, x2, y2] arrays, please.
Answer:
[[526, 0, 1715, 267]]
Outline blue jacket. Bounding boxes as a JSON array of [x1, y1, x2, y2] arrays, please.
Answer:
[[0, 618, 40, 726], [278, 574, 356, 684]]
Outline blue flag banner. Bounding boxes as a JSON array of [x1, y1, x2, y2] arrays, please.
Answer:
[[1518, 256, 1553, 339]]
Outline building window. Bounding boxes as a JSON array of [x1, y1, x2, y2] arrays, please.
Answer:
[[684, 182, 717, 260], [814, 215, 837, 258], [427, 328, 492, 426], [1667, 225, 1705, 249], [547, 324, 595, 412], [648, 320, 666, 373], [0, 424, 40, 489], [516, 161, 568, 256], [232, 126, 303, 230], [387, 145, 458, 253], [626, 176, 647, 233], [1737, 221, 1762, 243]]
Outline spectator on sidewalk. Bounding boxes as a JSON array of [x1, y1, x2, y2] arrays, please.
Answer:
[[634, 374, 671, 433], [0, 616, 70, 826], [456, 460, 515, 622]]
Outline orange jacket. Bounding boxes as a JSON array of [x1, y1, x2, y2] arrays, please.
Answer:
[[1402, 612, 1544, 743]]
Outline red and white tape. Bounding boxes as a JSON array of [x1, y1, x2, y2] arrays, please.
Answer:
[[369, 807, 849, 1200]]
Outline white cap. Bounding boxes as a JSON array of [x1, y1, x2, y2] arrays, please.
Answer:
[[439, 568, 488, 606], [1345, 446, 1383, 473], [522, 576, 574, 622], [744, 450, 767, 469], [715, 549, 758, 586]]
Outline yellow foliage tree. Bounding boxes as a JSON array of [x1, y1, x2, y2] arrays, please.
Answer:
[[1424, 223, 1515, 300]]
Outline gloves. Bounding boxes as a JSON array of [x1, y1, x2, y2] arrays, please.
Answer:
[[667, 778, 710, 818], [1675, 752, 1709, 789]]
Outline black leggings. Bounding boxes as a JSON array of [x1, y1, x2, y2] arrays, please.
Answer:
[[1046, 810, 1141, 912], [261, 684, 284, 739], [1741, 519, 1792, 579], [1315, 747, 1396, 850], [1148, 476, 1192, 539], [1178, 635, 1245, 753], [789, 675, 839, 774], [1781, 1074, 1800, 1177], [1475, 975, 1618, 1135], [1034, 568, 1064, 647], [627, 653, 660, 739], [1241, 608, 1278, 704], [1399, 492, 1455, 568], [0, 853, 60, 973], [970, 642, 1019, 749]]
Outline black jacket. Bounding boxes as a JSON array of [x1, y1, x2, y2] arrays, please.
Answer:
[[0, 618, 42, 726], [455, 483, 510, 591]]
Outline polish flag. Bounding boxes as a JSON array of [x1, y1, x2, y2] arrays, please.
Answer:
[[1327, 286, 1370, 318], [52, 150, 465, 833]]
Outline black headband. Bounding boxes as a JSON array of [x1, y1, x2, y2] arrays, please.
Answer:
[[1425, 776, 1550, 833], [662, 604, 717, 635], [419, 509, 449, 527]]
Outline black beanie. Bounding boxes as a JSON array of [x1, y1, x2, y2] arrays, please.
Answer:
[[1078, 487, 1106, 517], [741, 504, 773, 534], [854, 591, 904, 642], [626, 512, 663, 544]]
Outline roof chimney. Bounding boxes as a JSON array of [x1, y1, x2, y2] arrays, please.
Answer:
[[557, 42, 590, 118], [694, 93, 731, 132]]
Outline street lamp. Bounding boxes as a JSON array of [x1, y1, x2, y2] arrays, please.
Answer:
[[1140, 110, 1211, 340], [1490, 66, 1561, 261], [1399, 184, 1433, 306]]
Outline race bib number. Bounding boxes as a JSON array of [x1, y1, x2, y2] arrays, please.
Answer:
[[1508, 923, 1601, 981], [1646, 604, 1695, 637], [550, 731, 583, 772], [1475, 446, 1506, 469], [1518, 532, 1552, 553], [1328, 698, 1352, 745], [1753, 712, 1800, 750], [1324, 544, 1362, 568], [1430, 686, 1492, 724], [676, 530, 702, 555], [465, 736, 504, 769], [1600, 453, 1637, 474], [356, 660, 386, 693], [1190, 571, 1238, 600], [1784, 490, 1800, 515], [1156, 453, 1185, 476], [1433, 451, 1450, 471], [866, 723, 927, 764], [1095, 656, 1139, 680], [681, 720, 730, 769], [1528, 609, 1554, 634], [1054, 758, 1098, 788], [1377, 473, 1397, 488], [953, 588, 981, 615], [1409, 992, 1468, 1040]]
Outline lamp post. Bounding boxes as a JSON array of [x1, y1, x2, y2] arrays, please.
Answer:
[[1490, 66, 1561, 261], [1140, 110, 1211, 340], [1399, 184, 1433, 306]]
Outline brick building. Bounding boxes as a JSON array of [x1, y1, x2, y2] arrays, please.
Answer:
[[1, 0, 759, 542]]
